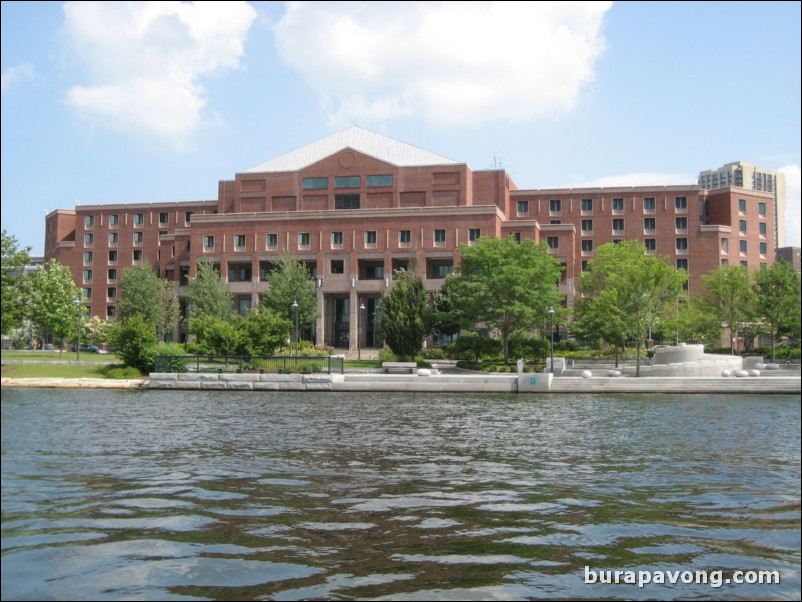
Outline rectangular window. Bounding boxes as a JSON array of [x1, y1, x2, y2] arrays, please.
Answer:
[[399, 230, 411, 245], [720, 238, 729, 254], [133, 231, 143, 244], [330, 260, 344, 274], [675, 217, 688, 231], [758, 202, 766, 216], [759, 222, 767, 236], [84, 233, 93, 245], [549, 219, 561, 225], [335, 194, 360, 209], [432, 264, 453, 278], [83, 269, 92, 282], [159, 212, 169, 225], [675, 196, 687, 211], [741, 260, 748, 267], [298, 232, 310, 247], [612, 218, 624, 232], [739, 219, 747, 233], [760, 242, 767, 255], [581, 239, 594, 254], [469, 228, 481, 242], [84, 215, 94, 227], [434, 229, 446, 245], [643, 197, 656, 212], [365, 231, 377, 246], [644, 239, 656, 253], [109, 214, 119, 226], [107, 305, 116, 319], [108, 232, 118, 244], [676, 259, 688, 271], [133, 250, 142, 263], [335, 175, 360, 188], [367, 174, 393, 187], [107, 250, 116, 263], [517, 200, 529, 216], [740, 240, 748, 254], [612, 197, 624, 212], [266, 233, 278, 248], [133, 213, 144, 225], [185, 211, 194, 224], [644, 218, 656, 231], [203, 235, 215, 249], [581, 260, 589, 272], [512, 232, 522, 243], [108, 268, 117, 282], [107, 287, 116, 300], [676, 238, 688, 252], [549, 199, 561, 213], [581, 219, 593, 233], [331, 231, 343, 247], [547, 236, 559, 250], [581, 198, 593, 213], [739, 199, 747, 213], [83, 288, 92, 301], [234, 234, 246, 249], [303, 177, 328, 190]]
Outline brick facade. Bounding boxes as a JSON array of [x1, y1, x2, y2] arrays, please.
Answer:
[[45, 131, 776, 349]]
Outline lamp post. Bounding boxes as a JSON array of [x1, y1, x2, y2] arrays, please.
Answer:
[[291, 300, 299, 357], [74, 297, 82, 362], [358, 300, 366, 360], [548, 306, 555, 374]]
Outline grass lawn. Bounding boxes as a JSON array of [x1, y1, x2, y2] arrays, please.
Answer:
[[343, 359, 381, 369], [1, 350, 121, 363], [2, 363, 116, 379]]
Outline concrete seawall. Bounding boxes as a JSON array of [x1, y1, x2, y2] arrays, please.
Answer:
[[3, 373, 799, 394]]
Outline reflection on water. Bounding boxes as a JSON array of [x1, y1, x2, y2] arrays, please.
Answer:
[[1, 389, 799, 600]]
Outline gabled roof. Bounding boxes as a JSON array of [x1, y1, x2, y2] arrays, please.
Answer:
[[245, 126, 458, 173]]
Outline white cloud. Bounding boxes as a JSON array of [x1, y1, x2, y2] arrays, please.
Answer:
[[272, 1, 611, 127], [63, 1, 256, 142], [777, 164, 801, 247], [1, 63, 37, 93]]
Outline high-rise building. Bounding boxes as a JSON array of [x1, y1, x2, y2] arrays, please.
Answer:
[[698, 161, 786, 248], [45, 128, 776, 348]]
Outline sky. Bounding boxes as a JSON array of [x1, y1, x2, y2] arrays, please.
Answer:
[[2, 1, 800, 255]]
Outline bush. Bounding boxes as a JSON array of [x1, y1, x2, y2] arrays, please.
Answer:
[[448, 332, 502, 362], [419, 347, 447, 360], [415, 358, 432, 368], [508, 334, 549, 362], [101, 365, 144, 379], [110, 315, 157, 373], [554, 339, 580, 352], [152, 342, 188, 373], [378, 348, 397, 363], [455, 360, 482, 371]]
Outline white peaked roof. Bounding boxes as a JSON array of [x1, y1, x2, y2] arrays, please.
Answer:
[[245, 126, 458, 173]]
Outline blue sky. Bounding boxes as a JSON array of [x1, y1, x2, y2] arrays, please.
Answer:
[[2, 1, 800, 255]]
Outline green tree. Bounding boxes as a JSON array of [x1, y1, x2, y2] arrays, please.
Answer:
[[753, 259, 801, 361], [578, 241, 686, 376], [656, 296, 721, 349], [1, 229, 32, 335], [117, 264, 161, 324], [109, 314, 158, 372], [377, 269, 429, 359], [572, 292, 629, 366], [243, 305, 291, 356], [185, 260, 234, 323], [156, 279, 181, 343], [700, 265, 755, 354], [261, 250, 318, 342], [191, 315, 245, 356], [30, 259, 82, 352], [445, 235, 564, 363]]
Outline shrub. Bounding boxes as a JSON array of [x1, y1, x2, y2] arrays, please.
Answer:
[[448, 332, 502, 362], [419, 347, 447, 360], [508, 334, 550, 362], [415, 358, 432, 368], [110, 315, 157, 373], [152, 342, 188, 373], [378, 348, 397, 363], [101, 365, 144, 379], [455, 360, 482, 371]]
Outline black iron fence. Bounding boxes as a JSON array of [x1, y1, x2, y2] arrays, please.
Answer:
[[153, 355, 344, 374]]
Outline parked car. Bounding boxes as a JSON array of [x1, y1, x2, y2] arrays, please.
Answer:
[[43, 344, 56, 351], [70, 344, 108, 354]]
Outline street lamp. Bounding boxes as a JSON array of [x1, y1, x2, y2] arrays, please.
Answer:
[[74, 297, 82, 362], [291, 300, 299, 357], [358, 300, 366, 360], [548, 306, 555, 374]]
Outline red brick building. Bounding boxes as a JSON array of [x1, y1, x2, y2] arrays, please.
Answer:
[[45, 127, 775, 349]]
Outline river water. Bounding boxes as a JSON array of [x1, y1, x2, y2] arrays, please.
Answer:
[[1, 389, 799, 600]]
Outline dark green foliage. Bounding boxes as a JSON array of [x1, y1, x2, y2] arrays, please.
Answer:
[[377, 269, 429, 359], [117, 264, 161, 324], [448, 332, 502, 362], [1, 229, 32, 335], [261, 250, 318, 341], [753, 259, 801, 361], [110, 314, 158, 372], [186, 261, 234, 321], [242, 305, 291, 356], [509, 334, 550, 361], [153, 342, 188, 372], [191, 315, 245, 356]]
